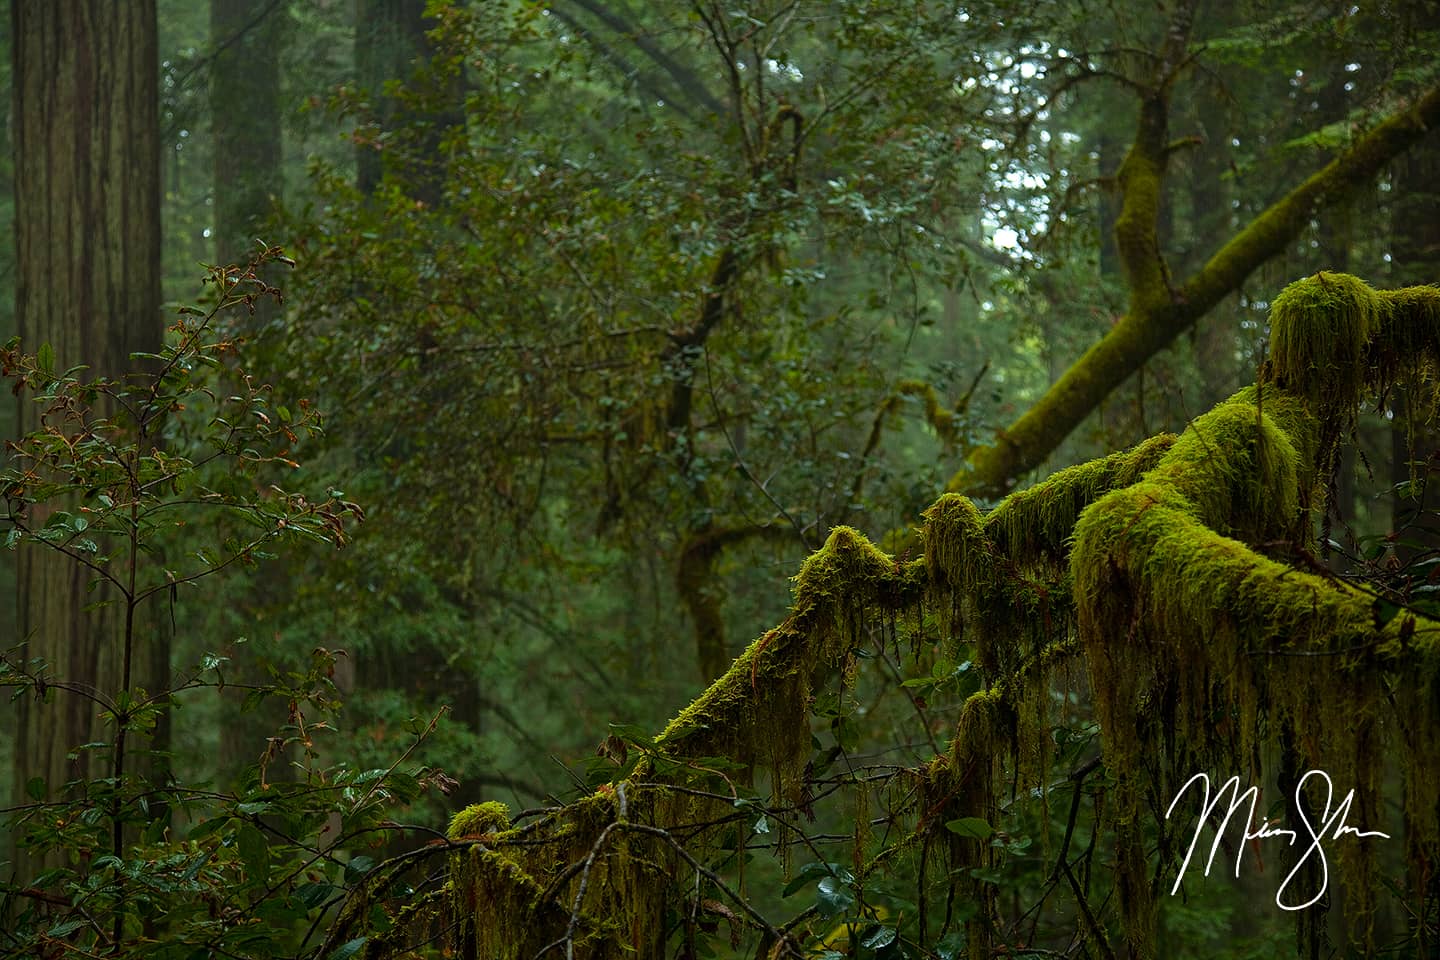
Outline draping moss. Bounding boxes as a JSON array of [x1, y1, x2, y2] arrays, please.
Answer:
[[1267, 271, 1383, 407], [1071, 309, 1440, 953], [923, 434, 1171, 683], [440, 787, 674, 960], [414, 273, 1440, 960], [1267, 272, 1440, 407], [430, 527, 927, 960], [653, 526, 926, 802], [986, 433, 1175, 570], [1071, 474, 1434, 954], [1265, 273, 1440, 490]]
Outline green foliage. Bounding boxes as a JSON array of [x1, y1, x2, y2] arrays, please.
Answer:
[[57, 2, 1439, 958], [0, 251, 444, 959]]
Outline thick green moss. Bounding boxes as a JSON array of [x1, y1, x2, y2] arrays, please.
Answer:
[[418, 275, 1440, 959], [1070, 373, 1440, 955], [1267, 271, 1381, 406], [985, 432, 1175, 569], [447, 800, 511, 840]]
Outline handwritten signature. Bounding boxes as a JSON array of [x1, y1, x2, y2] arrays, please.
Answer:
[[1164, 769, 1390, 910]]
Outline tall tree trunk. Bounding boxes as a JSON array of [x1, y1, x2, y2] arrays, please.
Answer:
[[355, 0, 456, 204], [10, 0, 163, 863], [210, 0, 287, 779], [0, 11, 17, 812], [212, 0, 284, 275]]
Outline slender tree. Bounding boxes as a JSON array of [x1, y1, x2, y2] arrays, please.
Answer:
[[10, 0, 164, 855]]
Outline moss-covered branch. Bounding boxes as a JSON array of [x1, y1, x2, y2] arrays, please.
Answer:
[[948, 82, 1440, 499], [677, 522, 792, 681], [1063, 274, 1440, 954], [397, 275, 1440, 960]]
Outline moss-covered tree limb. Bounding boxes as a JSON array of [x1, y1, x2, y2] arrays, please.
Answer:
[[678, 522, 794, 680], [948, 82, 1440, 499], [1068, 274, 1440, 956], [408, 276, 1440, 959]]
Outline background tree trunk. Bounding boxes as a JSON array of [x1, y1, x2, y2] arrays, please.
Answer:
[[210, 0, 288, 782], [211, 0, 284, 275], [10, 0, 163, 861], [354, 0, 454, 204]]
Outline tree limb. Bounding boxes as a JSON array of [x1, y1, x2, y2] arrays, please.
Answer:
[[948, 82, 1440, 498]]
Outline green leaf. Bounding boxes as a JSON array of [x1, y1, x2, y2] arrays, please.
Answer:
[[814, 875, 856, 919], [181, 848, 216, 882], [345, 855, 377, 882], [943, 817, 993, 841], [781, 860, 851, 897], [37, 341, 54, 373], [327, 938, 367, 960], [296, 881, 340, 909], [935, 931, 967, 959], [237, 822, 269, 883], [26, 776, 45, 800], [861, 925, 897, 949], [47, 919, 85, 938]]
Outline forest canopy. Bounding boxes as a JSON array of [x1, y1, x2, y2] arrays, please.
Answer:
[[2, 2, 1439, 959]]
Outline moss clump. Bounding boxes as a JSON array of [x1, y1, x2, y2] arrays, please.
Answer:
[[986, 432, 1175, 570], [1267, 271, 1382, 405], [922, 493, 991, 601], [447, 801, 511, 840], [1265, 274, 1440, 491], [1140, 399, 1302, 542], [1070, 371, 1440, 955]]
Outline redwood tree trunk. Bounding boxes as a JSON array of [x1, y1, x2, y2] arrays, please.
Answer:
[[11, 0, 163, 841], [212, 0, 284, 271], [355, 0, 462, 204], [211, 0, 286, 777]]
